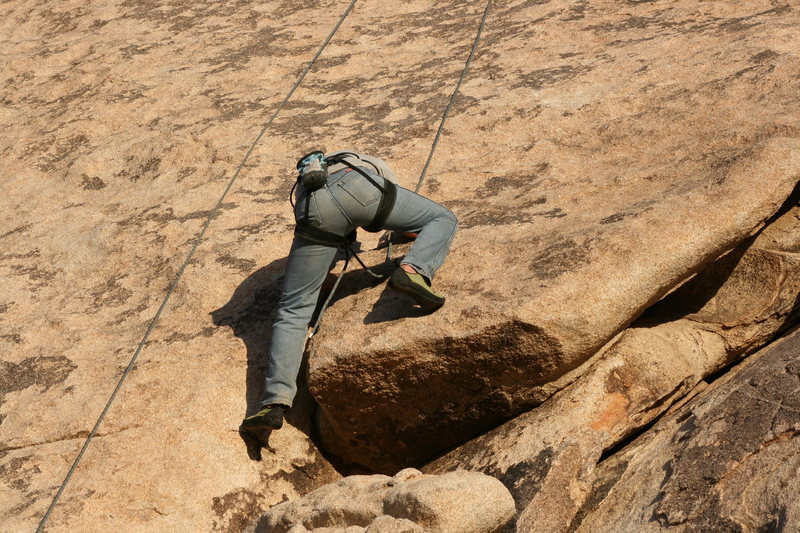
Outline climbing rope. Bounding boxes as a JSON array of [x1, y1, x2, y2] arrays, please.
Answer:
[[35, 2, 358, 530], [416, 0, 493, 193]]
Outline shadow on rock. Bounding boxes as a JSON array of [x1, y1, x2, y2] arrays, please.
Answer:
[[209, 244, 417, 462], [210, 256, 325, 461], [364, 284, 432, 324]]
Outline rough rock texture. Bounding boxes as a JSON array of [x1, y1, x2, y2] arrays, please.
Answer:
[[1, 0, 493, 530], [310, 0, 800, 472], [570, 326, 800, 532], [3, 0, 800, 531], [257, 468, 515, 533], [425, 202, 800, 532]]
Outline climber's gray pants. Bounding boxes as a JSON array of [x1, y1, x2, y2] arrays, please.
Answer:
[[261, 168, 457, 408]]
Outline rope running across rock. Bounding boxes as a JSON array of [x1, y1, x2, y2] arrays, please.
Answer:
[[35, 2, 359, 530]]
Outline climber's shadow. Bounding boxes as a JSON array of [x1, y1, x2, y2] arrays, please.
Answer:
[[211, 257, 291, 460], [364, 284, 431, 323], [313, 247, 432, 325], [209, 245, 411, 461]]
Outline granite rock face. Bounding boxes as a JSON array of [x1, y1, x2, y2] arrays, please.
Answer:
[[571, 326, 800, 533], [3, 0, 800, 531], [310, 0, 800, 472], [2, 0, 491, 530], [425, 202, 800, 532], [257, 468, 515, 533]]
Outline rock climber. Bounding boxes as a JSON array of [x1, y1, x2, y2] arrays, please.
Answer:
[[239, 150, 457, 439]]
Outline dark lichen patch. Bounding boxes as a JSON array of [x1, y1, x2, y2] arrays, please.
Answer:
[[0, 224, 32, 240], [35, 7, 84, 37], [476, 166, 550, 199], [718, 18, 759, 33], [216, 254, 257, 273], [499, 449, 554, 510], [529, 237, 595, 280], [600, 200, 655, 225], [161, 326, 217, 344], [484, 448, 555, 533], [600, 213, 627, 224], [229, 214, 291, 237], [0, 356, 77, 409], [0, 456, 41, 492], [211, 488, 263, 533], [89, 274, 133, 310], [35, 134, 90, 171], [536, 208, 566, 218], [1, 334, 22, 344], [10, 264, 59, 288], [81, 175, 106, 190], [0, 249, 41, 261], [561, 0, 590, 21], [116, 157, 162, 182], [750, 50, 780, 64], [107, 301, 150, 327], [453, 206, 536, 228], [202, 90, 273, 122], [568, 459, 630, 531], [117, 202, 238, 229], [516, 64, 595, 89], [607, 35, 658, 48], [177, 166, 198, 181], [178, 202, 238, 223]]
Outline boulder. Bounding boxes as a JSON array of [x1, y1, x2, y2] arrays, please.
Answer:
[[257, 468, 515, 533], [309, 0, 800, 472], [570, 326, 800, 532], [424, 203, 800, 532]]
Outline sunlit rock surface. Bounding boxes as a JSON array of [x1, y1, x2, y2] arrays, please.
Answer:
[[2, 0, 799, 530]]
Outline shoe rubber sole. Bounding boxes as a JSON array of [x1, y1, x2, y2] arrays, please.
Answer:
[[241, 406, 284, 431], [388, 269, 445, 311]]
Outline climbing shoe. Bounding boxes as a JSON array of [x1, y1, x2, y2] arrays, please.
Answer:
[[388, 267, 445, 311], [240, 404, 286, 433]]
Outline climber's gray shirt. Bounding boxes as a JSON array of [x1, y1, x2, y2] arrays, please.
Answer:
[[326, 150, 398, 184]]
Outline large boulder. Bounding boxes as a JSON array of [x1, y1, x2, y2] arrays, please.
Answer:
[[257, 468, 515, 533], [310, 0, 800, 472], [570, 326, 800, 532], [424, 202, 800, 532]]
